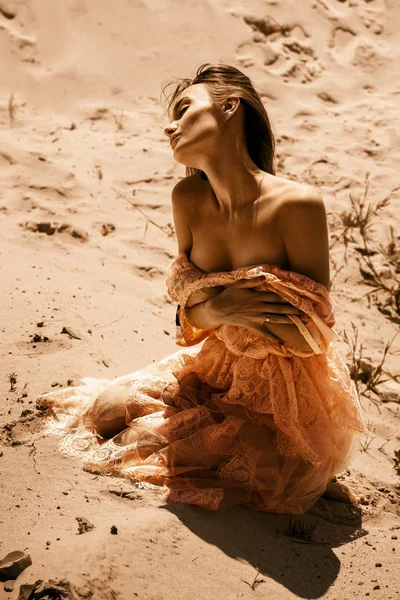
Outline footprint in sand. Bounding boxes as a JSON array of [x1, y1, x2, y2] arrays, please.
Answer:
[[0, 151, 16, 165], [351, 41, 387, 74], [21, 221, 89, 241], [0, 2, 17, 19], [0, 2, 37, 63], [132, 264, 165, 280], [331, 19, 386, 72], [238, 13, 324, 84], [307, 497, 363, 527], [303, 157, 342, 187]]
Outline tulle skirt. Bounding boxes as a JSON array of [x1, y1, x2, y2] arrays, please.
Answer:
[[37, 330, 365, 514]]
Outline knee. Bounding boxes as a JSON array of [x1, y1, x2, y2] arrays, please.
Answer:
[[87, 384, 130, 439]]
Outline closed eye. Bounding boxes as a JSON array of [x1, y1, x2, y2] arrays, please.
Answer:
[[179, 106, 188, 117]]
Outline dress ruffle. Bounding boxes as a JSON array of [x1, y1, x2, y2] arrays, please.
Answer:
[[36, 253, 366, 514]]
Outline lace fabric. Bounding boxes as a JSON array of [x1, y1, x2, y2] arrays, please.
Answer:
[[36, 253, 366, 513]]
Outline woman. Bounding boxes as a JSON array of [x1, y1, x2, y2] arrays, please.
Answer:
[[37, 64, 366, 513]]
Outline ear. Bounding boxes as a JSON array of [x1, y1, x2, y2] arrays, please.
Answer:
[[223, 96, 241, 122]]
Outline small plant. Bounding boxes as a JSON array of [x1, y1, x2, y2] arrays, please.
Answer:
[[241, 569, 265, 591], [339, 173, 400, 314], [358, 230, 400, 316], [343, 323, 398, 404], [342, 323, 364, 400], [359, 420, 376, 453], [8, 372, 18, 391], [339, 172, 392, 247], [329, 253, 345, 289], [284, 516, 316, 541], [378, 226, 399, 268], [113, 109, 127, 132], [393, 449, 400, 475]]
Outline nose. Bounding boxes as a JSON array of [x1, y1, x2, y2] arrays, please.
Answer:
[[164, 123, 177, 138]]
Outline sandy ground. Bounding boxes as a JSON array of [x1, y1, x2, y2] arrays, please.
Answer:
[[0, 0, 399, 598]]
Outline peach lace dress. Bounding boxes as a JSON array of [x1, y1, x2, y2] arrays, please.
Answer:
[[36, 253, 366, 514]]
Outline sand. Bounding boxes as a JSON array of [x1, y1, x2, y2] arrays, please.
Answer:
[[0, 0, 399, 598]]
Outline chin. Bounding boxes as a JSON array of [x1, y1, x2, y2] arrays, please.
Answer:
[[173, 152, 195, 169], [173, 150, 200, 171]]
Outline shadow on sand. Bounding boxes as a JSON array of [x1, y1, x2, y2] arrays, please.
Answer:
[[161, 497, 366, 598]]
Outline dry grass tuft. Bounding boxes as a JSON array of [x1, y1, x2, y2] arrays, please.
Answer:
[[359, 419, 376, 453], [393, 450, 400, 475], [339, 172, 391, 245], [339, 173, 400, 316], [329, 251, 345, 290], [343, 323, 398, 406], [241, 570, 265, 591], [7, 372, 18, 392], [284, 516, 316, 541]]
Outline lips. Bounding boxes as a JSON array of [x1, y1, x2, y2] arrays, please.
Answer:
[[170, 134, 180, 148]]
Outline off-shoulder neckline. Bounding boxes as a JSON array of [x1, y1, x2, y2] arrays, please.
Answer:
[[178, 251, 283, 275], [175, 252, 330, 294]]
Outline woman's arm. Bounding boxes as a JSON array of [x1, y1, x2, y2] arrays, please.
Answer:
[[185, 287, 312, 349], [184, 189, 331, 351], [184, 287, 225, 329], [278, 187, 331, 290], [258, 187, 330, 350], [185, 299, 221, 330], [185, 286, 225, 308]]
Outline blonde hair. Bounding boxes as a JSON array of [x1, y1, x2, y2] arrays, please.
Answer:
[[161, 63, 276, 179]]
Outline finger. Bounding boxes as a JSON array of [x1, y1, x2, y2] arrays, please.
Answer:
[[259, 301, 303, 315], [248, 325, 284, 344], [261, 315, 296, 325], [260, 292, 287, 302]]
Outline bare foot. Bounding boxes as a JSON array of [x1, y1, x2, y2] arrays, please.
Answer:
[[322, 480, 364, 505]]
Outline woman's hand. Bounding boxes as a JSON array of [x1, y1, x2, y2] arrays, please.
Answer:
[[186, 286, 225, 308], [206, 277, 310, 346]]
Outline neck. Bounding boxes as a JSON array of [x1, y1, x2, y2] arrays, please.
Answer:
[[198, 145, 266, 219]]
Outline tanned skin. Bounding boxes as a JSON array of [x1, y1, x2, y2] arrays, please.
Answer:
[[164, 82, 364, 505]]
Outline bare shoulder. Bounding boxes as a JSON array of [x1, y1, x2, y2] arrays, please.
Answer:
[[271, 176, 323, 205], [286, 182, 323, 204], [273, 179, 330, 288], [275, 179, 326, 223], [171, 172, 205, 212], [171, 173, 206, 254]]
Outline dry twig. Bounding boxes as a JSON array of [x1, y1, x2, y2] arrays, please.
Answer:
[[393, 450, 400, 475], [359, 420, 376, 453], [358, 229, 400, 316], [241, 569, 265, 591], [8, 93, 15, 125], [114, 188, 175, 238], [343, 323, 398, 404], [339, 173, 400, 314], [339, 172, 392, 246]]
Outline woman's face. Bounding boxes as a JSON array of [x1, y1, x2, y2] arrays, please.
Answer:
[[164, 83, 222, 166]]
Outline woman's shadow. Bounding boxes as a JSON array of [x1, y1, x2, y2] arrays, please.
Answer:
[[161, 497, 366, 598]]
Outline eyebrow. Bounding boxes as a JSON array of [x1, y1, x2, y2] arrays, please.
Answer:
[[173, 96, 191, 118]]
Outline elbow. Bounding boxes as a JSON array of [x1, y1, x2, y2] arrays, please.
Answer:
[[184, 303, 217, 331], [183, 306, 196, 327], [184, 306, 205, 329]]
